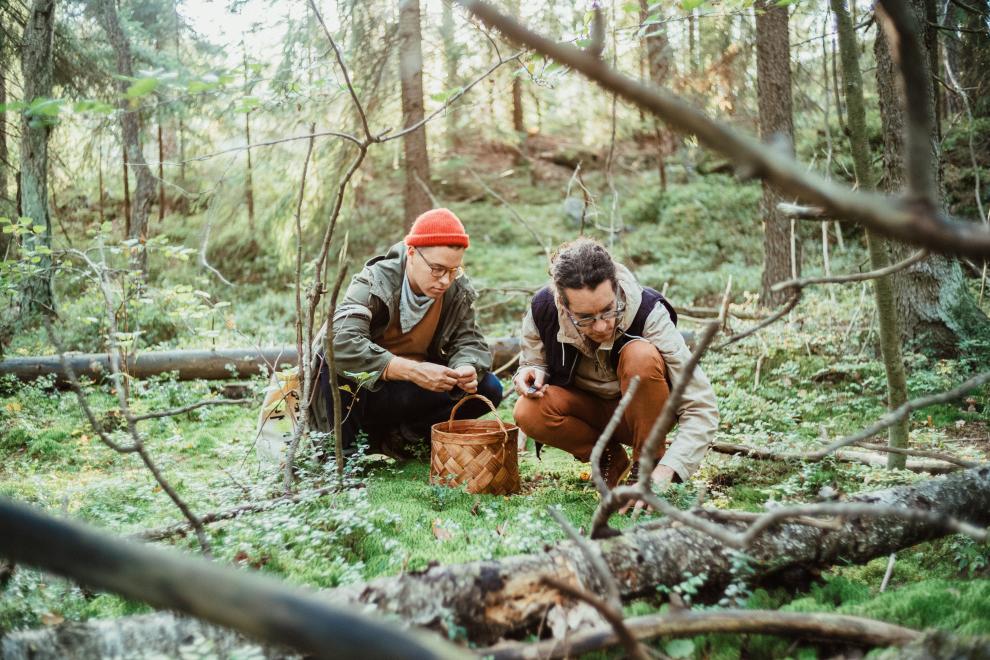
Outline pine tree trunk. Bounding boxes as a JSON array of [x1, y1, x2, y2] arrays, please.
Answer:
[[639, 0, 670, 190], [398, 0, 432, 230], [18, 0, 56, 316], [242, 45, 255, 231], [832, 0, 911, 469], [440, 0, 460, 151], [96, 0, 156, 276], [755, 0, 798, 307], [874, 0, 989, 356], [0, 42, 8, 213]]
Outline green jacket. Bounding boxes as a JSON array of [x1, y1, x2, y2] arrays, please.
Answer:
[[330, 242, 492, 391]]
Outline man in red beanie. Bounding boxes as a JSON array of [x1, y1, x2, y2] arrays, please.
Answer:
[[313, 208, 502, 457]]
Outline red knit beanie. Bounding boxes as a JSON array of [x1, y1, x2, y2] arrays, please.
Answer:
[[404, 208, 470, 248]]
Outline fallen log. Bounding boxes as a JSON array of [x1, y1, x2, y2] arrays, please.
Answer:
[[0, 333, 694, 385], [3, 467, 988, 656]]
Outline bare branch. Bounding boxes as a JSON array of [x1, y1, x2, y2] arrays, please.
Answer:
[[381, 51, 524, 143], [539, 575, 648, 660], [589, 377, 640, 499], [772, 249, 927, 292], [309, 0, 372, 141], [467, 168, 550, 262], [547, 508, 621, 612], [716, 292, 800, 350], [814, 370, 990, 458], [480, 609, 920, 659], [132, 398, 253, 422], [175, 130, 363, 164], [457, 0, 990, 258]]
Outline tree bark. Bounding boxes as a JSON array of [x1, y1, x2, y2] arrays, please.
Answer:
[[243, 44, 255, 231], [755, 0, 799, 307], [18, 0, 56, 316], [639, 0, 669, 189], [874, 1, 989, 356], [832, 0, 911, 469], [4, 467, 989, 655], [509, 0, 523, 134], [440, 0, 460, 151], [398, 0, 432, 230], [96, 0, 157, 276]]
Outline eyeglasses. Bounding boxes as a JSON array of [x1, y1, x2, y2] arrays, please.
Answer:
[[565, 301, 626, 328], [415, 248, 465, 280]]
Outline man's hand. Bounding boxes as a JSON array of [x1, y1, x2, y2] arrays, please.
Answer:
[[451, 365, 478, 394], [410, 362, 460, 392], [513, 367, 548, 398], [619, 464, 676, 515]]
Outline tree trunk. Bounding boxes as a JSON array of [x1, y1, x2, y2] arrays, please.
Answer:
[[831, 0, 911, 469], [0, 37, 8, 214], [398, 0, 432, 230], [755, 0, 798, 307], [4, 467, 990, 655], [953, 0, 990, 118], [874, 0, 989, 356], [96, 0, 157, 276], [18, 0, 56, 316], [440, 0, 460, 151], [639, 0, 669, 190], [243, 45, 255, 231]]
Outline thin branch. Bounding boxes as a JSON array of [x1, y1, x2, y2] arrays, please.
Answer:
[[589, 377, 640, 499], [457, 0, 990, 259], [479, 609, 920, 659], [381, 51, 524, 143], [716, 291, 800, 350], [772, 249, 927, 292], [174, 130, 363, 164], [814, 370, 990, 458], [132, 398, 253, 422], [539, 575, 648, 660], [548, 508, 621, 611], [467, 168, 551, 261], [309, 0, 372, 141]]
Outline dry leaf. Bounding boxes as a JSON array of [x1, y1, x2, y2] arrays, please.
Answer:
[[41, 612, 64, 626], [432, 518, 453, 542], [495, 522, 508, 536], [5, 401, 21, 413], [579, 471, 591, 481]]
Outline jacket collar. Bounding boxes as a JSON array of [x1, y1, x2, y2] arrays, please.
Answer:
[[365, 241, 477, 316], [554, 264, 642, 351]]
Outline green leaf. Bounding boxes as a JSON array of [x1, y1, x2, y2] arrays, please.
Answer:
[[73, 99, 114, 115], [125, 77, 160, 100], [0, 101, 27, 114], [681, 0, 705, 9], [26, 97, 65, 118], [235, 96, 261, 113], [664, 639, 694, 658]]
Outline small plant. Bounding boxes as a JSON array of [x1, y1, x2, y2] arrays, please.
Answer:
[[657, 570, 709, 607]]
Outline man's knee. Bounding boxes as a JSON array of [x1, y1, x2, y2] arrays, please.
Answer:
[[477, 372, 504, 407], [618, 340, 665, 380]]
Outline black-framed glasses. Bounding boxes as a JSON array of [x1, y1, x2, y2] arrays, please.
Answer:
[[565, 301, 626, 328], [415, 248, 465, 280]]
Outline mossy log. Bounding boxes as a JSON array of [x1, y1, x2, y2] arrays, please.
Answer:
[[0, 333, 694, 385], [3, 468, 989, 657]]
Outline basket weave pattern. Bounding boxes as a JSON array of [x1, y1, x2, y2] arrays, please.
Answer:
[[430, 395, 520, 495]]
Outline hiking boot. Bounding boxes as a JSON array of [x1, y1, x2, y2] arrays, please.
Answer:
[[601, 443, 631, 489]]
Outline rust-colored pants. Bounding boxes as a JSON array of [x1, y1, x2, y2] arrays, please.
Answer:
[[513, 340, 671, 464]]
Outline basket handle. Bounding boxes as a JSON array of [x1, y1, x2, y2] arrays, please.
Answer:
[[448, 393, 509, 440]]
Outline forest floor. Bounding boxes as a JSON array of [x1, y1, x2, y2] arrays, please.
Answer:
[[2, 155, 990, 658]]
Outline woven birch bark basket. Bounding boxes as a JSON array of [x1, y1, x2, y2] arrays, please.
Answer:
[[430, 394, 520, 495]]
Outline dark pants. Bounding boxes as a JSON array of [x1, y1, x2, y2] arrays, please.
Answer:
[[313, 356, 504, 450]]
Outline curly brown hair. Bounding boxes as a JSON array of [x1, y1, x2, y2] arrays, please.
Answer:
[[549, 237, 617, 302]]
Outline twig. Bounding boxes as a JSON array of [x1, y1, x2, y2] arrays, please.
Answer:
[[589, 377, 640, 499], [467, 168, 550, 262], [880, 552, 896, 592], [135, 485, 343, 542], [716, 291, 800, 350], [492, 351, 521, 376], [309, 0, 371, 141], [478, 609, 920, 659], [548, 507, 620, 611], [199, 213, 234, 286], [132, 398, 253, 422], [539, 575, 648, 660], [772, 249, 926, 292], [457, 0, 990, 259]]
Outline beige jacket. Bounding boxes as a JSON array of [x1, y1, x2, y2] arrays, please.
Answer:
[[518, 265, 719, 481]]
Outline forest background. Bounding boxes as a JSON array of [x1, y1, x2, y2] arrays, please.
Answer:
[[1, 0, 990, 658]]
